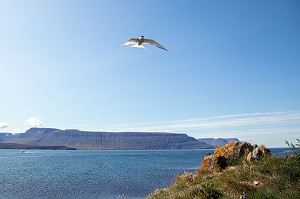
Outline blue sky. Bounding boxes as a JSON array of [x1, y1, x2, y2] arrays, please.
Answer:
[[1, 0, 299, 147]]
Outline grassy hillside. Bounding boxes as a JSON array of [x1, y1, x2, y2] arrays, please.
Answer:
[[147, 140, 300, 199]]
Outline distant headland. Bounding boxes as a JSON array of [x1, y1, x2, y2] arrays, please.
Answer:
[[0, 128, 211, 150]]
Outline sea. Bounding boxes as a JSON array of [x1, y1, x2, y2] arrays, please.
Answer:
[[0, 148, 289, 199]]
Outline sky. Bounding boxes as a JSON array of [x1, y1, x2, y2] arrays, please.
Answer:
[[0, 0, 299, 147]]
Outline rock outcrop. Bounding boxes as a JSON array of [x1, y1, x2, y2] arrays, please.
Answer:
[[200, 141, 271, 171], [9, 128, 213, 150]]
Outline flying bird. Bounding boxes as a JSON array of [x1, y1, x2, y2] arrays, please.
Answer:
[[118, 36, 168, 51]]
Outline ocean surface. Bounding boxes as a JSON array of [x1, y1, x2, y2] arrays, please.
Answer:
[[0, 148, 288, 199]]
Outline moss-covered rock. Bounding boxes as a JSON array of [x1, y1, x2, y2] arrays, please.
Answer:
[[200, 142, 271, 171]]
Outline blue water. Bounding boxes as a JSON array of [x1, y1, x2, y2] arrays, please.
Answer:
[[0, 148, 288, 199], [0, 149, 213, 199]]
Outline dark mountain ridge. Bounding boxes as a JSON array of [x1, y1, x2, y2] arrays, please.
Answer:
[[10, 128, 212, 150], [0, 143, 76, 150]]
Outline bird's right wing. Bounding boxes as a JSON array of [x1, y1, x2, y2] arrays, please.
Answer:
[[143, 39, 168, 51], [118, 38, 138, 47]]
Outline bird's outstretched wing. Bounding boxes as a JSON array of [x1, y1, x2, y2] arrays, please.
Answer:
[[143, 39, 168, 51], [118, 38, 138, 47]]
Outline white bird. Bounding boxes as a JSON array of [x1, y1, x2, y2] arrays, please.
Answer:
[[118, 36, 168, 51]]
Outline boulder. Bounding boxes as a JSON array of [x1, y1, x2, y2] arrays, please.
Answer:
[[200, 154, 215, 171], [200, 141, 271, 171]]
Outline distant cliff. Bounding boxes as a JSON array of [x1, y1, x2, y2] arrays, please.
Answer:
[[9, 128, 212, 150], [197, 138, 240, 147], [0, 133, 20, 142], [0, 143, 76, 150]]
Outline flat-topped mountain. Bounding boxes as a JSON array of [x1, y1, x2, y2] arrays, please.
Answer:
[[9, 128, 212, 150], [197, 138, 240, 147]]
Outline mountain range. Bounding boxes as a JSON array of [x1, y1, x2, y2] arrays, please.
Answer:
[[0, 128, 239, 150], [1, 128, 212, 150]]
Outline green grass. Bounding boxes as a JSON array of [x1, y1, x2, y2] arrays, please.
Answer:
[[146, 140, 300, 199]]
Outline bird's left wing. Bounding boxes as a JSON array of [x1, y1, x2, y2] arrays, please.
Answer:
[[143, 39, 168, 51], [118, 38, 138, 47]]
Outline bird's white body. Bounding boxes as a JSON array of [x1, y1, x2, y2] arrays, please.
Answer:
[[131, 43, 146, 49]]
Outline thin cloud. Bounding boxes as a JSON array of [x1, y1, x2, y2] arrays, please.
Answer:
[[12, 128, 26, 134], [0, 122, 9, 129], [194, 127, 300, 138], [99, 111, 300, 132], [24, 117, 43, 128]]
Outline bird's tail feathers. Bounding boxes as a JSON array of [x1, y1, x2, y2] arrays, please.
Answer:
[[131, 44, 146, 49]]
